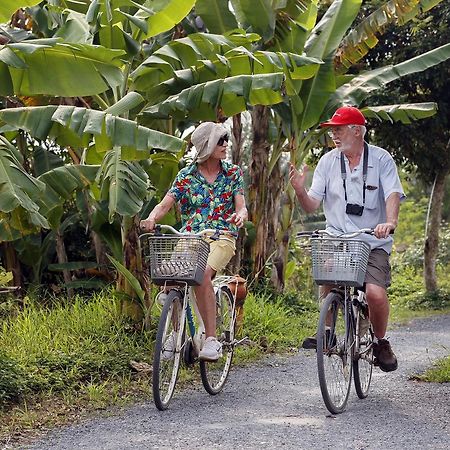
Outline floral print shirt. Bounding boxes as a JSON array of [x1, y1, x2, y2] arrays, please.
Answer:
[[168, 161, 244, 235]]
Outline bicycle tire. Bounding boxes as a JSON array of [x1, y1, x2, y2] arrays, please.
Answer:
[[152, 290, 185, 410], [353, 317, 374, 399], [200, 286, 235, 395], [317, 292, 353, 414]]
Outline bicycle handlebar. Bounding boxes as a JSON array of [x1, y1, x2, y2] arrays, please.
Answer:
[[296, 228, 394, 239], [140, 224, 235, 243]]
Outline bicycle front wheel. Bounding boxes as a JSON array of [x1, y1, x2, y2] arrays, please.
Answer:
[[353, 318, 374, 399], [317, 292, 353, 414], [200, 286, 235, 395], [152, 290, 185, 410]]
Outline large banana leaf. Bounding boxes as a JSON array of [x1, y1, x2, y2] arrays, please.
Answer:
[[195, 0, 238, 34], [325, 43, 450, 115], [269, 1, 317, 54], [0, 135, 49, 241], [336, 0, 444, 71], [362, 103, 438, 124], [38, 165, 99, 228], [298, 0, 362, 131], [131, 31, 261, 91], [96, 148, 149, 221], [0, 105, 185, 154], [0, 38, 126, 96], [0, 1, 42, 23], [141, 0, 196, 38], [144, 50, 321, 104], [142, 73, 285, 120], [33, 145, 65, 176], [230, 0, 276, 42]]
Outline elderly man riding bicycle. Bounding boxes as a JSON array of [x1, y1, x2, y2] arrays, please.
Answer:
[[140, 121, 248, 362], [290, 106, 405, 372]]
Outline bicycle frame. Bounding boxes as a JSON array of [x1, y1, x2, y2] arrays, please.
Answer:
[[331, 286, 371, 361]]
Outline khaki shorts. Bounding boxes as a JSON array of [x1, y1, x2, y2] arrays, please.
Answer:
[[365, 248, 391, 288], [205, 235, 236, 273]]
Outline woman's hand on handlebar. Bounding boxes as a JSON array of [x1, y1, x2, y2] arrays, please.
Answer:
[[140, 217, 156, 233], [374, 222, 396, 239]]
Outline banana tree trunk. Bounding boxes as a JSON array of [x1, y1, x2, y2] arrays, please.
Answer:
[[249, 105, 271, 281], [424, 170, 448, 293], [55, 228, 74, 299], [82, 193, 109, 267], [270, 187, 295, 292], [119, 215, 151, 328], [228, 113, 244, 274], [267, 158, 283, 290], [1, 242, 22, 289]]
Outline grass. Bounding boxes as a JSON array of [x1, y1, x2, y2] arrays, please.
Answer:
[[414, 355, 450, 382]]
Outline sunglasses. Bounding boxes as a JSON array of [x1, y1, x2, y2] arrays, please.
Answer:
[[217, 135, 229, 146]]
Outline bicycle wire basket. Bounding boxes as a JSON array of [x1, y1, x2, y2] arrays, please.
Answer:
[[144, 234, 210, 286], [310, 237, 371, 287]]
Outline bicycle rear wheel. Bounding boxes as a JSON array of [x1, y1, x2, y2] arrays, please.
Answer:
[[200, 286, 235, 395], [317, 292, 353, 414], [152, 290, 185, 410], [353, 316, 374, 399]]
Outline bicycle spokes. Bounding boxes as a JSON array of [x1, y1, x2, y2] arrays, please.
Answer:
[[200, 287, 235, 395], [317, 293, 353, 414]]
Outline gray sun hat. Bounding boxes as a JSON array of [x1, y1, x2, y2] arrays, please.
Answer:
[[191, 122, 228, 163]]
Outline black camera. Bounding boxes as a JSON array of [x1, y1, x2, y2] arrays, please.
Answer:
[[346, 203, 364, 216]]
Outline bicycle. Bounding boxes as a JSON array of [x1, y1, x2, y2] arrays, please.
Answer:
[[297, 228, 376, 414], [140, 224, 247, 410]]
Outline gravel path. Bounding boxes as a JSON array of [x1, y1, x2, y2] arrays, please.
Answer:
[[23, 314, 449, 450]]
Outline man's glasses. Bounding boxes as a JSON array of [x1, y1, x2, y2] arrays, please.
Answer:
[[217, 135, 229, 146], [327, 125, 357, 138]]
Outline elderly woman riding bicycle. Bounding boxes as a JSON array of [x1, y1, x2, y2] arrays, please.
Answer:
[[140, 121, 248, 361]]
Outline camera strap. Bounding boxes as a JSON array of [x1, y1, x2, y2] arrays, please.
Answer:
[[340, 141, 369, 203]]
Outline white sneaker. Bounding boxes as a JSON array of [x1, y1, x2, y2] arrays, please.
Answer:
[[198, 336, 222, 362], [162, 331, 177, 360]]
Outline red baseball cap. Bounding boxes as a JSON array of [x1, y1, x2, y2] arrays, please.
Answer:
[[320, 106, 366, 127]]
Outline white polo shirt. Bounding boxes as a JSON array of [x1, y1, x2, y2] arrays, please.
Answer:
[[308, 144, 405, 254]]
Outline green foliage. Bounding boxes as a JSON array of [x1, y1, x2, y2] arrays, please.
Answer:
[[0, 266, 13, 286], [389, 264, 450, 310], [409, 289, 450, 310], [242, 293, 318, 351], [416, 356, 450, 383], [0, 292, 151, 403], [394, 193, 427, 247], [0, 353, 27, 406], [393, 220, 450, 270]]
